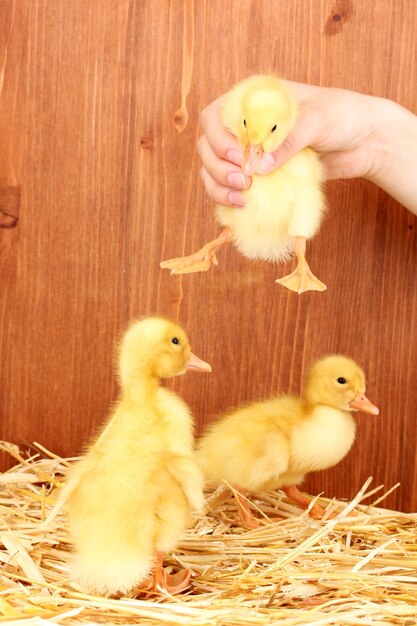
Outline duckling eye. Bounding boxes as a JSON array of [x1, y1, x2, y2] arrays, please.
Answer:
[[243, 118, 246, 128], [337, 377, 347, 384], [171, 337, 179, 345], [271, 124, 277, 132]]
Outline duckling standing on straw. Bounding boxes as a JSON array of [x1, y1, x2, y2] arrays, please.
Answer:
[[65, 317, 211, 596], [161, 75, 326, 294], [197, 355, 379, 528]]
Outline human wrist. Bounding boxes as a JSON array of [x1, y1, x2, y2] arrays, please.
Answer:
[[367, 97, 417, 214]]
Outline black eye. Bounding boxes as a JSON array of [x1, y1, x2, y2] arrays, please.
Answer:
[[271, 124, 277, 132], [337, 377, 347, 384], [243, 118, 246, 127], [172, 337, 179, 345]]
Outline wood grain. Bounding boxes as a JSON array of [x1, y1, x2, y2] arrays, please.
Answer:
[[0, 0, 416, 511]]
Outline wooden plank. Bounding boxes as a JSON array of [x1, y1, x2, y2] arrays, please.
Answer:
[[0, 0, 416, 511]]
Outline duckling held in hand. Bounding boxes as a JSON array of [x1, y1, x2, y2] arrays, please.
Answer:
[[161, 75, 326, 294], [65, 317, 211, 596], [197, 355, 378, 528]]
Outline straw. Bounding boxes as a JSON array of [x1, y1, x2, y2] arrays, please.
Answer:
[[0, 441, 416, 625]]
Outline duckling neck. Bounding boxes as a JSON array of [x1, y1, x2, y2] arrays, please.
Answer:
[[121, 371, 160, 404], [303, 400, 354, 425]]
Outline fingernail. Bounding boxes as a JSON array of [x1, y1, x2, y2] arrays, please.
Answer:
[[227, 149, 244, 165], [258, 152, 275, 174], [227, 172, 249, 189], [228, 191, 245, 207]]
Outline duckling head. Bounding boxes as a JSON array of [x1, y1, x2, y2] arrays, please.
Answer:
[[236, 77, 297, 175], [304, 355, 379, 415], [118, 317, 211, 386]]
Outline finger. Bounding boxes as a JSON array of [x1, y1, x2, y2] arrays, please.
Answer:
[[254, 82, 329, 175], [200, 167, 245, 208], [258, 109, 322, 174], [197, 135, 251, 190], [200, 99, 243, 165], [283, 80, 325, 103]]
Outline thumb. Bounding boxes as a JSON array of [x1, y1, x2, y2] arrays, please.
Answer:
[[258, 112, 320, 174]]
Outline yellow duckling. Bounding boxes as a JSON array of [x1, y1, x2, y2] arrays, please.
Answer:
[[65, 317, 211, 595], [197, 355, 378, 528], [161, 75, 326, 294]]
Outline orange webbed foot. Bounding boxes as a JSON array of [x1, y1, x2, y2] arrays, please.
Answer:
[[160, 228, 232, 276], [277, 236, 327, 294], [307, 501, 329, 520], [160, 248, 219, 275], [233, 512, 262, 530], [159, 567, 192, 594], [283, 485, 332, 519], [232, 488, 281, 529], [276, 264, 327, 294], [136, 552, 192, 596], [135, 566, 191, 595]]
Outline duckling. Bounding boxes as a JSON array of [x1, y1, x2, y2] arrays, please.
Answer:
[[65, 317, 211, 596], [197, 355, 378, 528], [161, 75, 326, 294]]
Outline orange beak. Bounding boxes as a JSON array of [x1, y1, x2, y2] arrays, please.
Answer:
[[242, 143, 264, 176], [186, 352, 212, 373], [349, 393, 379, 415]]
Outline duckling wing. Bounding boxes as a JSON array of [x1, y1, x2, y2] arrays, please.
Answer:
[[197, 406, 291, 492], [244, 429, 291, 491], [164, 454, 205, 513]]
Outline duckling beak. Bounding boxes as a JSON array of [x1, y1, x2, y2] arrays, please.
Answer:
[[242, 143, 264, 176], [349, 393, 379, 415], [186, 352, 212, 373]]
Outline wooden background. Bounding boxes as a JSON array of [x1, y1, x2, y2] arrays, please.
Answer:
[[1, 0, 416, 511]]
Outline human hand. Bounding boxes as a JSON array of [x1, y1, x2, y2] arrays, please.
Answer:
[[197, 97, 251, 208], [258, 82, 382, 180], [198, 81, 417, 214]]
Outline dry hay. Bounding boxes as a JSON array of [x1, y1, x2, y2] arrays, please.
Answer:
[[0, 441, 416, 625]]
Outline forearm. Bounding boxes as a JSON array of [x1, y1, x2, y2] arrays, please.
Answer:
[[369, 99, 417, 215]]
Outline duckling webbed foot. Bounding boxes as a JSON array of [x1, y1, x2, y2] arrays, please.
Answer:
[[283, 484, 328, 519], [276, 236, 326, 294], [160, 228, 233, 275], [276, 263, 327, 294], [137, 552, 191, 595], [155, 566, 191, 595], [233, 488, 261, 529]]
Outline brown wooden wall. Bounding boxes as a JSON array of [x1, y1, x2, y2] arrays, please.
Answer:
[[1, 0, 416, 511]]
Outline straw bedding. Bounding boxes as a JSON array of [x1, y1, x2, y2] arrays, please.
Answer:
[[0, 440, 416, 625]]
